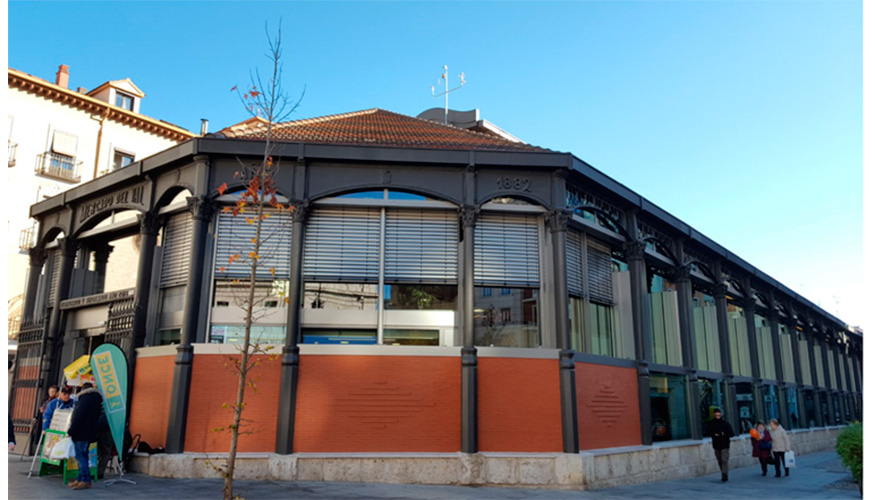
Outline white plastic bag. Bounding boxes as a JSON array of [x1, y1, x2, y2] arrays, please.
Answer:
[[785, 450, 797, 468], [50, 437, 75, 460]]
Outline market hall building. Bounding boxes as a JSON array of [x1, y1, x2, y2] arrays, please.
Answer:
[[10, 108, 863, 487]]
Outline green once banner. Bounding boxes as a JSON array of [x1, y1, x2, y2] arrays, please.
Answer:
[[90, 343, 128, 460]]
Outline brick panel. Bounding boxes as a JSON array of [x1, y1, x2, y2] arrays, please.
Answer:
[[184, 354, 281, 453], [478, 357, 562, 452], [576, 362, 641, 450], [129, 355, 175, 448], [294, 355, 461, 452]]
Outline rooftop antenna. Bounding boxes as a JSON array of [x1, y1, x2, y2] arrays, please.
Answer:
[[430, 65, 466, 125]]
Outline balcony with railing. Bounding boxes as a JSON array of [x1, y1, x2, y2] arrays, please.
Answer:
[[19, 226, 36, 251], [8, 141, 17, 167], [35, 152, 82, 182]]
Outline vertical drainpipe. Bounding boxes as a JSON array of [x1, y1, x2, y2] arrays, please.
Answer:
[[549, 209, 578, 453], [276, 200, 308, 454], [93, 107, 109, 178]]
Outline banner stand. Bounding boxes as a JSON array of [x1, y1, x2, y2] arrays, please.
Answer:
[[103, 460, 137, 487]]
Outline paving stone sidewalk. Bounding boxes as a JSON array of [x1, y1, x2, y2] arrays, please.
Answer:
[[7, 450, 859, 499]]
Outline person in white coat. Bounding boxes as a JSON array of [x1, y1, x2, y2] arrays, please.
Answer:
[[769, 418, 792, 477]]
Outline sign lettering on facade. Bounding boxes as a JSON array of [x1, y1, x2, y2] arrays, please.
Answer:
[[59, 288, 134, 310], [77, 184, 146, 223]]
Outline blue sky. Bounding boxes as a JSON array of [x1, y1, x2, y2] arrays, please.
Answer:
[[8, 1, 863, 326]]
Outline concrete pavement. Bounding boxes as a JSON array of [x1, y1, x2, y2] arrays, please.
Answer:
[[7, 450, 859, 499]]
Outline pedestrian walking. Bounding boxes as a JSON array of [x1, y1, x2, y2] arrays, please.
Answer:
[[769, 418, 792, 478], [42, 387, 74, 431], [750, 421, 773, 476], [704, 408, 734, 482], [66, 382, 103, 490]]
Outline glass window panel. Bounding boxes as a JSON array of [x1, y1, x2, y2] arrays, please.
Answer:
[[692, 289, 721, 372], [570, 297, 585, 352], [214, 279, 289, 309], [803, 389, 817, 428], [383, 284, 456, 310], [785, 388, 801, 429], [336, 191, 385, 199], [158, 328, 181, 346], [304, 283, 378, 310], [589, 302, 613, 356], [649, 273, 682, 366], [301, 328, 377, 345], [386, 191, 428, 201], [383, 329, 439, 346], [727, 302, 751, 376], [735, 382, 756, 434], [474, 287, 539, 347], [210, 325, 285, 344], [649, 373, 690, 441], [763, 385, 779, 422], [699, 378, 725, 429]]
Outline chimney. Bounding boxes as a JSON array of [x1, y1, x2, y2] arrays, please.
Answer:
[[200, 119, 209, 136], [55, 64, 70, 88], [77, 87, 88, 94]]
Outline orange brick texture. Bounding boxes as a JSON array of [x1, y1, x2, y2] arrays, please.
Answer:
[[129, 355, 175, 448], [184, 354, 281, 453], [575, 362, 641, 450], [477, 357, 563, 452], [294, 355, 461, 452]]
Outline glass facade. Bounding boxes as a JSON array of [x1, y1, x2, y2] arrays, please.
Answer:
[[649, 373, 690, 441], [735, 382, 756, 433], [210, 325, 286, 344], [763, 384, 780, 422], [648, 273, 683, 366], [474, 287, 539, 347], [727, 302, 752, 377], [383, 285, 456, 310], [692, 289, 721, 372], [699, 378, 725, 429], [803, 389, 817, 428], [304, 283, 379, 310], [778, 323, 796, 383], [785, 388, 801, 429]]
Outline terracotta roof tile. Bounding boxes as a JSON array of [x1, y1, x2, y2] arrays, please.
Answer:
[[217, 108, 548, 152]]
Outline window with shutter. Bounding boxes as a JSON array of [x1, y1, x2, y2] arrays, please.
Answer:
[[384, 208, 457, 284], [160, 213, 193, 287], [51, 130, 78, 157], [566, 230, 584, 297], [303, 207, 381, 282], [474, 213, 539, 287], [587, 241, 613, 305], [215, 208, 293, 280]]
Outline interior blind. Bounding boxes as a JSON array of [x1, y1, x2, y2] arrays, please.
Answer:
[[215, 207, 292, 280], [566, 230, 584, 297], [474, 212, 540, 287], [303, 206, 381, 282], [384, 208, 457, 284], [587, 241, 613, 305], [160, 213, 193, 287], [47, 250, 62, 305], [51, 130, 78, 157]]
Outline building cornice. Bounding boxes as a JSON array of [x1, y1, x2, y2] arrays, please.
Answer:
[[8, 68, 195, 142]]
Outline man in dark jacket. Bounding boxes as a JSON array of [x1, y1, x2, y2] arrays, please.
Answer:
[[704, 408, 734, 483], [67, 383, 103, 490]]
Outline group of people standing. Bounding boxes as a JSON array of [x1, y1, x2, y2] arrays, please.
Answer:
[[38, 383, 110, 490], [704, 408, 793, 483]]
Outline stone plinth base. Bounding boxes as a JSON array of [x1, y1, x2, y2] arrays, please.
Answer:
[[128, 427, 845, 490]]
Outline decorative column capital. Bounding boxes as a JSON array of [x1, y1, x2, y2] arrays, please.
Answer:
[[668, 263, 692, 283], [28, 247, 48, 268], [459, 205, 480, 228], [57, 236, 78, 257], [710, 282, 729, 298], [92, 242, 114, 264], [186, 196, 215, 221], [623, 239, 647, 262], [547, 209, 572, 234], [138, 212, 165, 236], [741, 296, 757, 312], [291, 200, 310, 223], [767, 309, 780, 323]]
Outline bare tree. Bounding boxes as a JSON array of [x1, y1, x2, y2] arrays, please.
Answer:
[[208, 21, 304, 500]]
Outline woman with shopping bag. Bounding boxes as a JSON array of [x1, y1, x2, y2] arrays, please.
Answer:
[[769, 418, 793, 478], [750, 421, 774, 476]]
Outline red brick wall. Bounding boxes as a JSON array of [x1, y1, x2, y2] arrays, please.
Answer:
[[184, 354, 281, 453], [129, 355, 175, 448], [478, 357, 562, 452], [294, 355, 461, 452], [575, 362, 641, 450]]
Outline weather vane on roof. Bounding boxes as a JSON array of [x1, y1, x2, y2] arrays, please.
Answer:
[[431, 65, 466, 125]]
